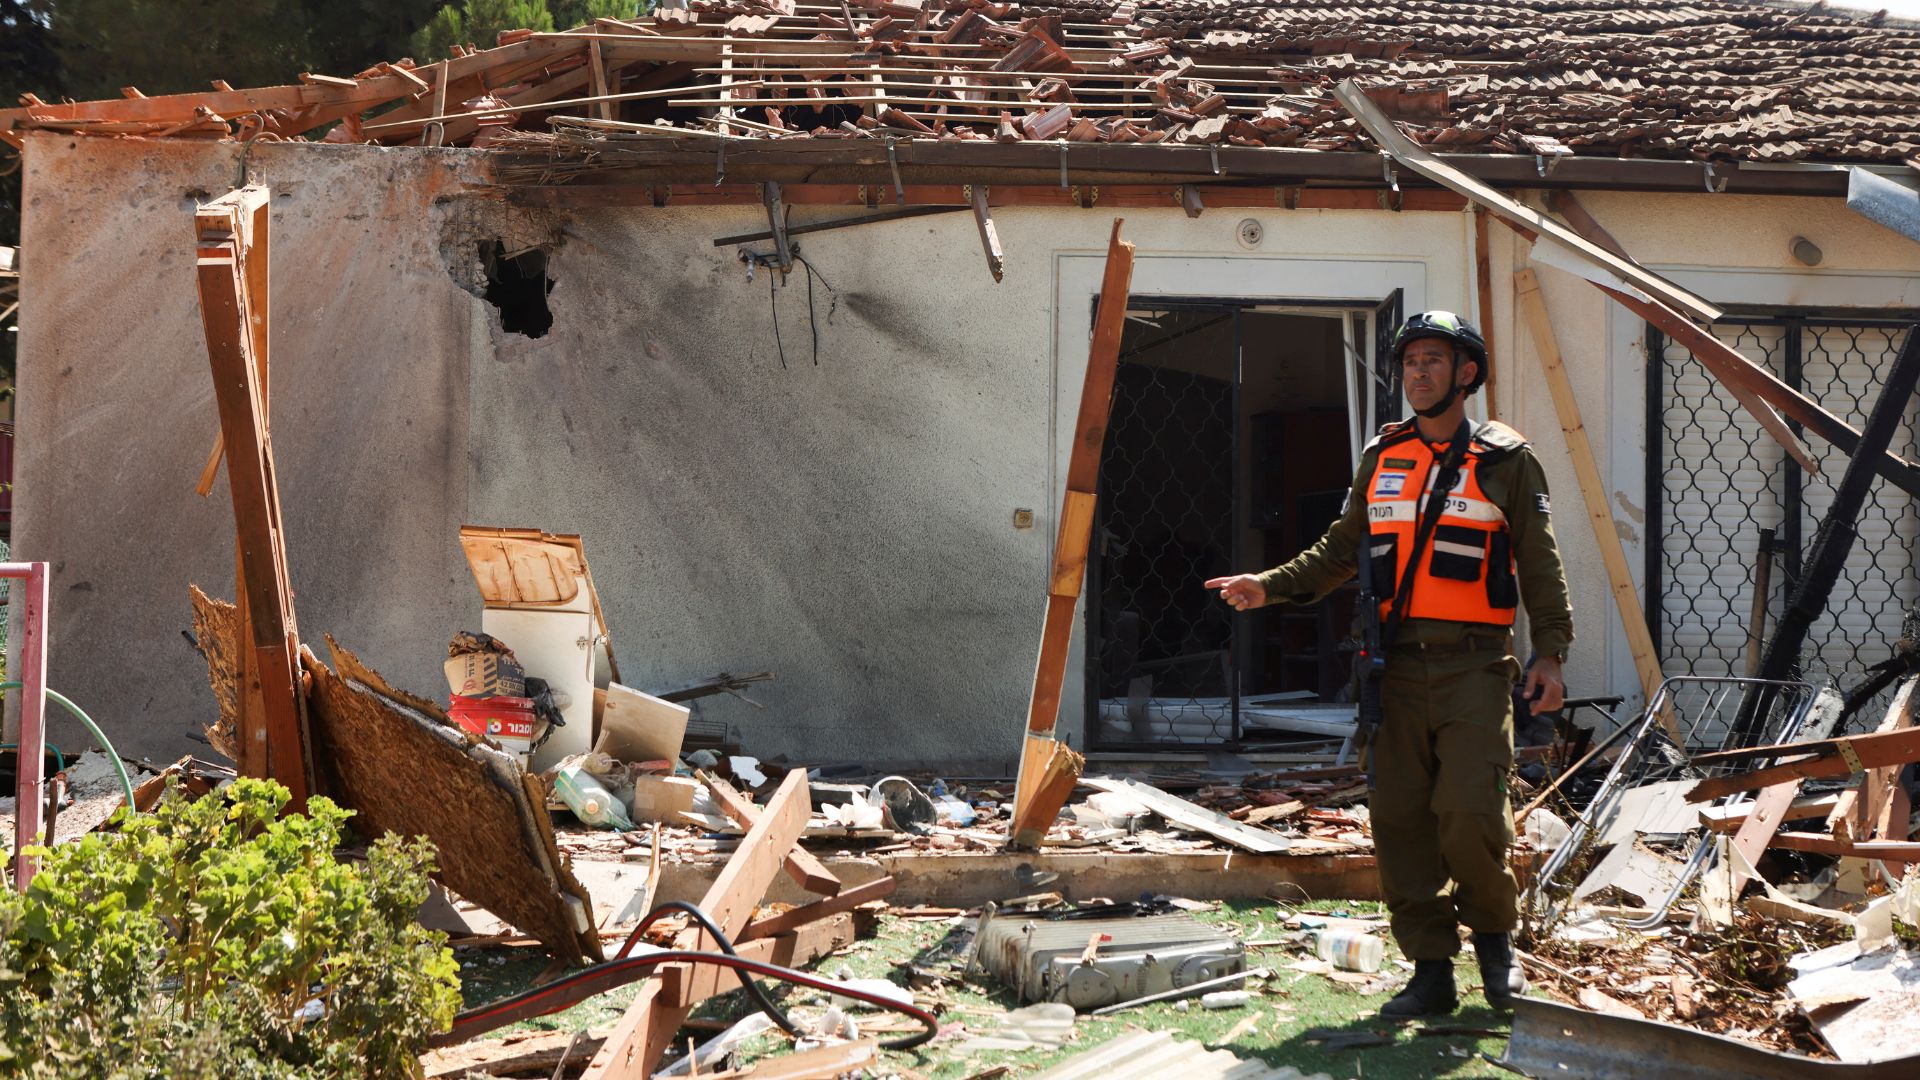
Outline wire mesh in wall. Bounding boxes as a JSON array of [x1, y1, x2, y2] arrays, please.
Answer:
[[1651, 318, 1920, 734], [1090, 359, 1239, 749]]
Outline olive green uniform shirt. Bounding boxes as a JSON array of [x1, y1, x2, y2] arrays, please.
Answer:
[[1252, 423, 1574, 661]]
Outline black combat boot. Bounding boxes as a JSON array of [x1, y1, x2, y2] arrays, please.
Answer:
[[1473, 932, 1526, 1012], [1378, 959, 1458, 1019]]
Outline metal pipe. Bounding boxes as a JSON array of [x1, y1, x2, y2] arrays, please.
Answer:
[[5, 562, 49, 891]]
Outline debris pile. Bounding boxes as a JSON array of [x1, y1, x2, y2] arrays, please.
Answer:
[[1506, 674, 1920, 1068]]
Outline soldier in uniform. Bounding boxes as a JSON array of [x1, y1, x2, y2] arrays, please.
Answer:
[[1204, 311, 1572, 1017]]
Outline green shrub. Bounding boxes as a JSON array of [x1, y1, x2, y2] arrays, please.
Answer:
[[0, 778, 460, 1078]]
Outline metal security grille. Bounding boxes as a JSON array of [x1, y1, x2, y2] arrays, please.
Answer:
[[1089, 351, 1241, 748], [1649, 317, 1920, 733]]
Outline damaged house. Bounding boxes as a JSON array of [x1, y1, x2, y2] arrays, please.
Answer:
[[12, 1, 1920, 1077], [6, 1, 1920, 770]]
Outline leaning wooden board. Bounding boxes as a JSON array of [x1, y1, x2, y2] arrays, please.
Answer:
[[1010, 218, 1134, 848]]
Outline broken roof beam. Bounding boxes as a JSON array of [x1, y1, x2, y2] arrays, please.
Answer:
[[0, 35, 580, 137], [1538, 191, 1818, 474], [1826, 678, 1918, 840], [194, 185, 312, 808], [971, 183, 1004, 281], [1330, 77, 1721, 325], [1009, 218, 1131, 849], [1685, 724, 1920, 802], [696, 770, 839, 895], [582, 769, 812, 1078], [1509, 192, 1920, 498]]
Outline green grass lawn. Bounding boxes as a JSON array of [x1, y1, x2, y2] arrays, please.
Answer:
[[453, 900, 1519, 1078]]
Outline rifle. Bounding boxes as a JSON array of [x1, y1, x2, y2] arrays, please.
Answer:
[[1351, 518, 1389, 749], [1349, 418, 1475, 753]]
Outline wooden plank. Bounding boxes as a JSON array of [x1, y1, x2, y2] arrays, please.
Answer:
[[0, 35, 578, 133], [1473, 207, 1499, 422], [1686, 725, 1920, 802], [583, 769, 812, 1079], [1727, 775, 1807, 894], [193, 187, 311, 809], [1597, 282, 1920, 499], [1048, 490, 1097, 597], [698, 771, 842, 897], [738, 876, 897, 943], [1008, 219, 1132, 850], [1593, 283, 1817, 474], [1024, 219, 1133, 739], [1828, 678, 1917, 840], [971, 182, 1005, 282], [1331, 78, 1721, 324], [1700, 791, 1845, 832], [1514, 269, 1670, 727], [426, 1030, 607, 1078], [1010, 733, 1085, 847], [660, 912, 858, 1009], [424, 59, 449, 146], [590, 39, 613, 121], [1498, 194, 1818, 474], [1764, 833, 1920, 862], [1080, 777, 1293, 854]]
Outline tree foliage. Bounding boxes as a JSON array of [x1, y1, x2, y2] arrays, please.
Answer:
[[0, 778, 461, 1079], [410, 0, 643, 60]]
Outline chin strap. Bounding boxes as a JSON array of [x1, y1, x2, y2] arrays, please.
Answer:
[[1414, 384, 1461, 419], [1414, 354, 1465, 419]]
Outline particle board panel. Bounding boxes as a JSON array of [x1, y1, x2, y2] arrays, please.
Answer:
[[168, 587, 613, 965], [301, 641, 600, 964]]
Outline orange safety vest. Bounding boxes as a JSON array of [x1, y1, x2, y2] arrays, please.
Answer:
[[1363, 420, 1522, 627]]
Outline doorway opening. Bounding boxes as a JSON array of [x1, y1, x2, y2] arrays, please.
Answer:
[[1086, 296, 1400, 751]]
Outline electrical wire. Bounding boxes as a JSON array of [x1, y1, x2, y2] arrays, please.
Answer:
[[440, 950, 938, 1051], [617, 899, 800, 1036]]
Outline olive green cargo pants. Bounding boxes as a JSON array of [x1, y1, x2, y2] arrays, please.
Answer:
[[1366, 630, 1521, 961]]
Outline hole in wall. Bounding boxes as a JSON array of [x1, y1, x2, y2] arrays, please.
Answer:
[[480, 240, 554, 338]]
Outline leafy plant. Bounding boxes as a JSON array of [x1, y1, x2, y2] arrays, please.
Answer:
[[0, 778, 460, 1079], [411, 0, 646, 60]]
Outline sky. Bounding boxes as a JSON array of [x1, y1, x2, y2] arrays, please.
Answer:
[[1830, 0, 1920, 20]]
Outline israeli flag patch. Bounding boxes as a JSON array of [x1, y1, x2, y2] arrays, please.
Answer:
[[1535, 493, 1551, 514], [1375, 472, 1407, 497]]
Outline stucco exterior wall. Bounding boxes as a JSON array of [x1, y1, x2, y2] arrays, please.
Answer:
[[14, 134, 1920, 766], [14, 135, 481, 762]]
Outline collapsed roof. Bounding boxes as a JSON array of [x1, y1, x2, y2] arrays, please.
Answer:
[[2, 1, 1918, 195]]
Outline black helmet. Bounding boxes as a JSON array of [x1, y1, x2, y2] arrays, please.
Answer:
[[1392, 310, 1488, 392]]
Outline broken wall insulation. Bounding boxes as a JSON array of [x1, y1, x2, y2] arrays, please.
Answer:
[[192, 589, 601, 965]]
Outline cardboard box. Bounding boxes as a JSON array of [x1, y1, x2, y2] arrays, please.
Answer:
[[592, 682, 690, 764], [630, 774, 701, 824], [443, 652, 525, 699]]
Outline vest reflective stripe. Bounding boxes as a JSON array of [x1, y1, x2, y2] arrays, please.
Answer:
[[1365, 430, 1518, 626]]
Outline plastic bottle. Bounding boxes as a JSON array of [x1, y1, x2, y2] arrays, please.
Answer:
[[555, 763, 635, 830], [1314, 929, 1385, 973], [1201, 990, 1253, 1009]]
